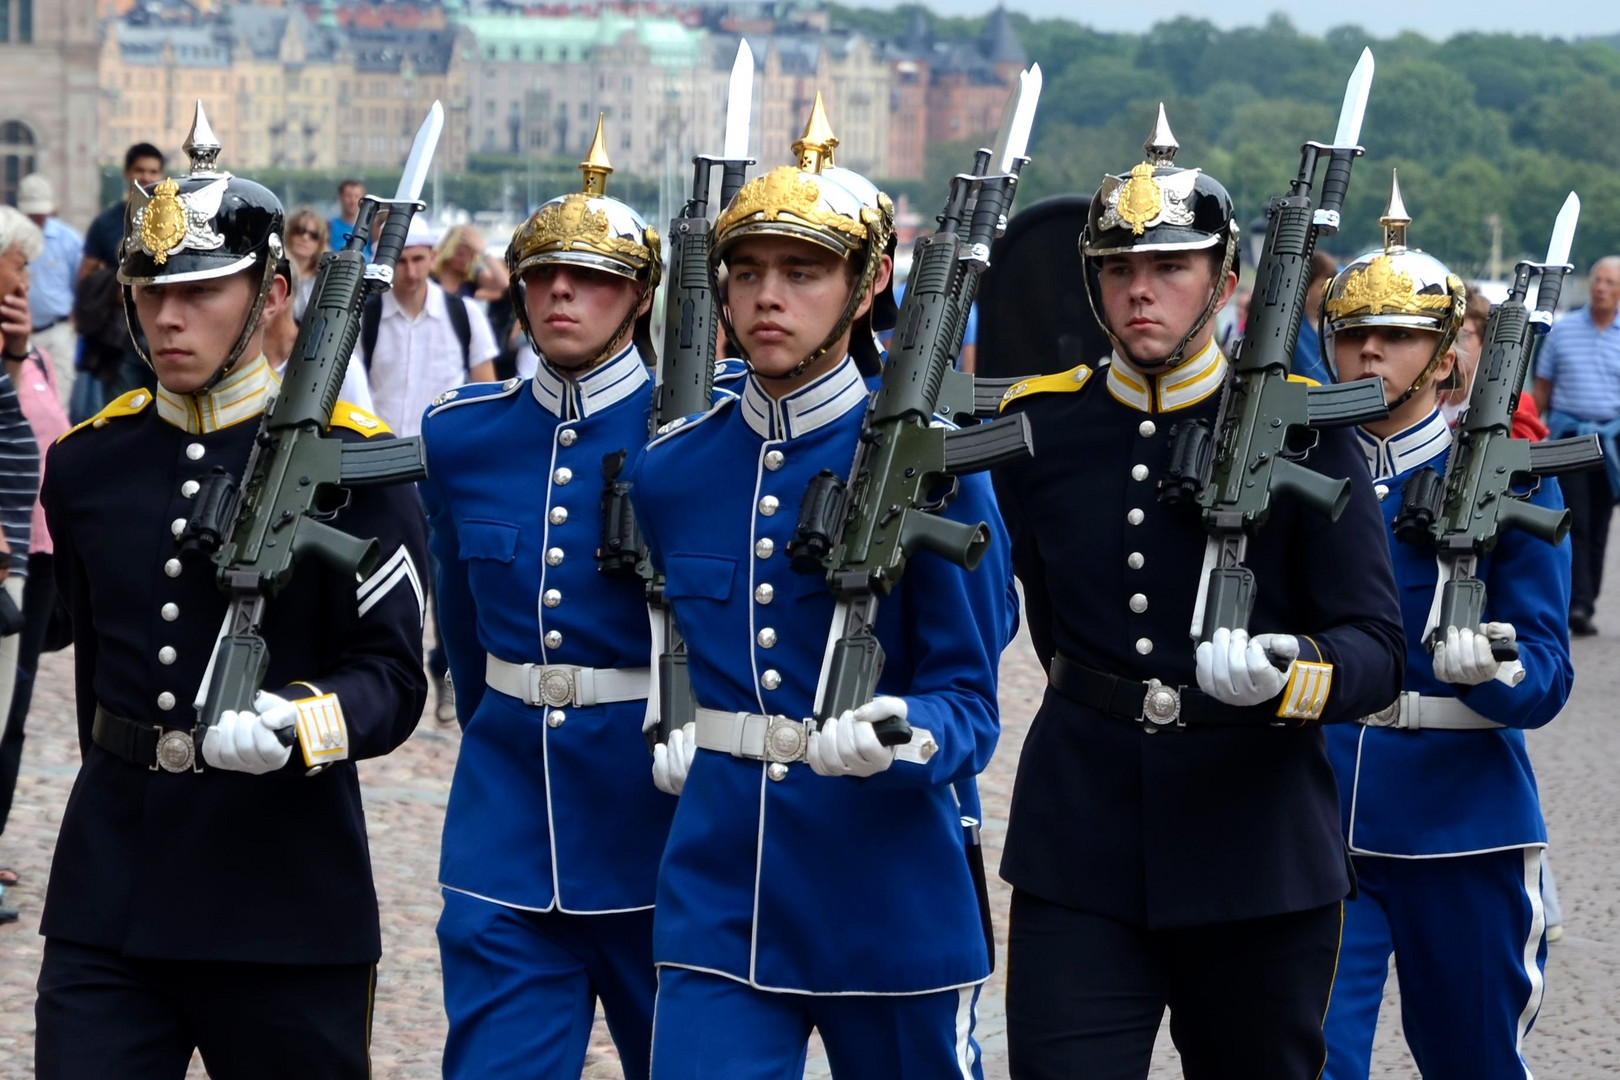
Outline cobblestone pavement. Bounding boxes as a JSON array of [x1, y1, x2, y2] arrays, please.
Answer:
[[2, 614, 1617, 1078]]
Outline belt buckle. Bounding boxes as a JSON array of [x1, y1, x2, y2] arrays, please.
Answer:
[[1139, 679, 1183, 729], [1363, 698, 1402, 727], [763, 716, 809, 764], [534, 665, 576, 708], [152, 727, 196, 773]]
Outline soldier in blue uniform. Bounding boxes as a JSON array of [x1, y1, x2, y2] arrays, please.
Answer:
[[992, 110, 1406, 1079], [628, 96, 1016, 1080], [33, 106, 429, 1080], [1319, 177, 1571, 1080], [420, 119, 715, 1080]]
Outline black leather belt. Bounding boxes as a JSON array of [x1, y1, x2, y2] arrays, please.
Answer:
[[92, 705, 200, 772], [1048, 655, 1273, 730]]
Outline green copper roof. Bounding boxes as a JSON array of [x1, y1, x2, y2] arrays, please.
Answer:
[[459, 14, 705, 67]]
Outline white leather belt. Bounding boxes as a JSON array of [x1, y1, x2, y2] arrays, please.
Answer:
[[693, 707, 938, 766], [1358, 691, 1504, 731], [485, 656, 650, 708]]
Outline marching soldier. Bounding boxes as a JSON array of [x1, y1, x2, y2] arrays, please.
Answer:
[[627, 97, 1016, 1079], [33, 108, 429, 1078], [1318, 178, 1570, 1080], [419, 119, 731, 1080], [992, 110, 1405, 1079]]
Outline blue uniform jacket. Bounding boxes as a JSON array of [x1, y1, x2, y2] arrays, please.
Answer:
[[1327, 410, 1573, 857], [420, 347, 739, 913], [629, 357, 1017, 995]]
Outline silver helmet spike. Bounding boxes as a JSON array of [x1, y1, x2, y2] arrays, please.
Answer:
[[183, 100, 223, 177], [1144, 103, 1178, 167], [1381, 169, 1410, 252]]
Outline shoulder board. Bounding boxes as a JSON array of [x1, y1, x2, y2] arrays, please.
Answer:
[[56, 388, 153, 443], [425, 377, 524, 420], [648, 396, 734, 450], [998, 365, 1093, 412], [327, 401, 392, 438], [713, 358, 749, 386], [1286, 373, 1322, 387]]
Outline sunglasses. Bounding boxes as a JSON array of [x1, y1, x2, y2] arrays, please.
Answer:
[[290, 227, 321, 240]]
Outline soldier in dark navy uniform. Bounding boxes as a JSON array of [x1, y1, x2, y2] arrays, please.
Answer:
[[33, 105, 429, 1080], [992, 108, 1406, 1079]]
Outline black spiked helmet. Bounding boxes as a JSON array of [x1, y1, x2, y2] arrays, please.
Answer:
[[119, 100, 286, 380], [1080, 104, 1239, 372]]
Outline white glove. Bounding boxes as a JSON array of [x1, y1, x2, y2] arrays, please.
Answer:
[[807, 697, 905, 778], [1195, 628, 1297, 708], [1433, 622, 1519, 686], [652, 722, 696, 796], [201, 691, 297, 774]]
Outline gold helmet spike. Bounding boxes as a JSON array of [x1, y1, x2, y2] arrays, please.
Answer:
[[1144, 102, 1178, 167], [579, 114, 613, 197], [792, 92, 839, 174], [1381, 169, 1410, 253]]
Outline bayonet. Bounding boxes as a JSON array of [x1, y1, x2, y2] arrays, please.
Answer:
[[723, 40, 754, 163], [1331, 47, 1374, 149]]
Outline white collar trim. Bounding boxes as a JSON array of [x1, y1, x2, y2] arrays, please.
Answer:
[[1104, 338, 1227, 413], [1356, 409, 1452, 481], [529, 342, 648, 420], [155, 354, 274, 433], [739, 356, 868, 441]]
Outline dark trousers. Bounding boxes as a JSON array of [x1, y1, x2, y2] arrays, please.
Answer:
[[1005, 889, 1342, 1080], [0, 555, 54, 835], [35, 938, 376, 1080], [1563, 467, 1614, 616]]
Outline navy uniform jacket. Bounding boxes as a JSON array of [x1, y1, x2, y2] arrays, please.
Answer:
[[992, 344, 1406, 930], [40, 367, 429, 966], [629, 357, 1018, 995], [1327, 410, 1572, 857], [420, 346, 740, 913]]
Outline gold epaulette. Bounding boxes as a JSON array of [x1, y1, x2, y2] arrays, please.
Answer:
[[327, 401, 392, 438], [1287, 373, 1322, 387], [56, 389, 154, 443], [998, 365, 1093, 412]]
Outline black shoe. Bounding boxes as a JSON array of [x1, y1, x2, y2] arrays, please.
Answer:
[[1570, 611, 1598, 637], [0, 906, 18, 925]]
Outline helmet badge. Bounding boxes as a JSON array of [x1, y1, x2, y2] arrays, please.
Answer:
[[1116, 163, 1164, 236], [140, 179, 188, 266]]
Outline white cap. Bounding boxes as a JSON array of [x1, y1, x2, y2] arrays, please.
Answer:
[[17, 174, 53, 215], [404, 216, 442, 251]]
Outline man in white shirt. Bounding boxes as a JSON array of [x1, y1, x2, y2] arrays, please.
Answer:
[[366, 220, 498, 438]]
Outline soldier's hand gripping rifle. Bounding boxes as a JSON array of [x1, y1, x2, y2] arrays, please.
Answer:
[[185, 103, 445, 741], [785, 66, 1042, 746], [1393, 193, 1597, 662], [602, 42, 754, 749], [1165, 50, 1391, 646]]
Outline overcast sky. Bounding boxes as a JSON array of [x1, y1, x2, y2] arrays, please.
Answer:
[[902, 0, 1620, 38]]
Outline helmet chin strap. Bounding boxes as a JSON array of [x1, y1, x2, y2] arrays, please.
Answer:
[[129, 250, 281, 397]]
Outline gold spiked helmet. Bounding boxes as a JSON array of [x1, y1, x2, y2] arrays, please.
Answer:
[[1323, 170, 1466, 405], [711, 92, 898, 376]]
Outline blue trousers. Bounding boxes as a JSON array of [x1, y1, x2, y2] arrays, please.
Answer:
[[1322, 847, 1548, 1080], [649, 966, 984, 1080], [437, 890, 657, 1080]]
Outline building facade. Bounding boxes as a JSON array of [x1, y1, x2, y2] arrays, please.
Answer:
[[0, 0, 101, 229]]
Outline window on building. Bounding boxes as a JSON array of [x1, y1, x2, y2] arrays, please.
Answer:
[[20, 0, 32, 43], [620, 133, 630, 151], [0, 0, 11, 42], [579, 102, 588, 119], [622, 75, 632, 92], [1, 120, 38, 207]]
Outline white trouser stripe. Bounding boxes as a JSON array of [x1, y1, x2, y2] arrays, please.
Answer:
[[1514, 845, 1547, 1077], [954, 984, 977, 1079]]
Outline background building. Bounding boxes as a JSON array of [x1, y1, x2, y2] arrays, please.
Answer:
[[0, 0, 101, 228]]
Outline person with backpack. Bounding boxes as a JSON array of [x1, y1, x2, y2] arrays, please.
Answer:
[[362, 217, 496, 439]]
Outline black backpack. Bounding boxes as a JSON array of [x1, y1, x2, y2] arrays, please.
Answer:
[[358, 288, 472, 374]]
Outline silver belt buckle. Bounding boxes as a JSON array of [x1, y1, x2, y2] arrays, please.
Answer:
[[153, 727, 196, 773], [533, 665, 577, 708], [1363, 698, 1402, 727], [764, 716, 809, 764], [1139, 678, 1183, 729]]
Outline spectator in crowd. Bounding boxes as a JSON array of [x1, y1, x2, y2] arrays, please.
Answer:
[[363, 218, 497, 724], [0, 206, 47, 924], [16, 175, 82, 402], [434, 224, 519, 379], [285, 207, 329, 324], [71, 142, 164, 421], [330, 178, 369, 254], [1292, 249, 1339, 384], [1533, 255, 1620, 636]]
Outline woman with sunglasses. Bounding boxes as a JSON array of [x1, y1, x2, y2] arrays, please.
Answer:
[[285, 207, 329, 324]]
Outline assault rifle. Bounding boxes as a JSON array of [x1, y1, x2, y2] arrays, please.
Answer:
[[598, 41, 754, 748], [785, 66, 1042, 744], [1162, 49, 1392, 645], [1393, 193, 1598, 660], [184, 103, 444, 738]]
